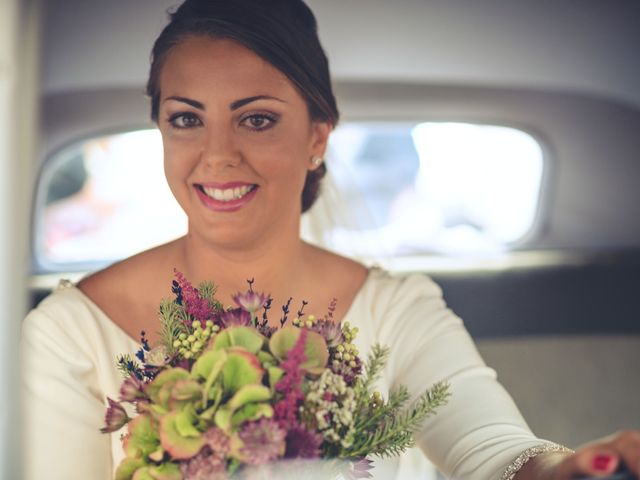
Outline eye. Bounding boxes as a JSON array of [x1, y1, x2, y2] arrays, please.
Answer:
[[241, 113, 278, 132], [167, 112, 202, 129]]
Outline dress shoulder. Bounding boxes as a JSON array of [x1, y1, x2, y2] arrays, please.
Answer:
[[21, 281, 137, 480]]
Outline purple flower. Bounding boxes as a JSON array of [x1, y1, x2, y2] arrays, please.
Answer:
[[238, 418, 286, 465], [345, 458, 374, 479], [100, 397, 130, 433], [180, 449, 228, 480], [232, 290, 268, 314], [311, 319, 344, 348], [255, 323, 277, 339], [203, 427, 230, 454], [284, 425, 323, 459], [274, 329, 308, 428], [331, 355, 362, 387], [118, 376, 146, 402], [174, 269, 213, 323], [274, 391, 304, 430], [219, 308, 252, 328], [181, 428, 230, 480]]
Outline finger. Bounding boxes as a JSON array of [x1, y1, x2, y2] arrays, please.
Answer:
[[611, 430, 640, 477], [556, 448, 620, 478]]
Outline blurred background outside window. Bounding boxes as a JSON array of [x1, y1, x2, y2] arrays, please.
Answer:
[[34, 122, 544, 272]]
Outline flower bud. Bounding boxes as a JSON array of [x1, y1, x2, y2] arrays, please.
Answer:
[[100, 398, 130, 433], [119, 376, 145, 402]]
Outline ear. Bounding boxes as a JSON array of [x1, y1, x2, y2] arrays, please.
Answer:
[[308, 120, 332, 169]]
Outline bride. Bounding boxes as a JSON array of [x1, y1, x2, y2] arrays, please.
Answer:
[[22, 0, 640, 479]]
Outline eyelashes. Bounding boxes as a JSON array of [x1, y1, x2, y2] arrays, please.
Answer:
[[241, 113, 278, 131], [167, 112, 201, 129], [165, 111, 279, 132]]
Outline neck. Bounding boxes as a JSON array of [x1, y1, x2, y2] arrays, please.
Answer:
[[175, 225, 309, 302]]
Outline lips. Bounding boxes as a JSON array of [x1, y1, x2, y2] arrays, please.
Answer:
[[193, 182, 258, 212]]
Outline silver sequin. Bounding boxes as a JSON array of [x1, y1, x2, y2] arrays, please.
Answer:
[[500, 442, 574, 480]]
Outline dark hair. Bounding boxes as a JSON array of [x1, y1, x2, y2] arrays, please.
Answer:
[[147, 0, 338, 212]]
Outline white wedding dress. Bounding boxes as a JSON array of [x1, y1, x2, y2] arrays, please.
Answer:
[[22, 268, 557, 480]]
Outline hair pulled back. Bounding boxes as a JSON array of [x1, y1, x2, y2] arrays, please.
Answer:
[[147, 0, 339, 212]]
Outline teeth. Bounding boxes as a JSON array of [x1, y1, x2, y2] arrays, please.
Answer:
[[202, 185, 254, 202]]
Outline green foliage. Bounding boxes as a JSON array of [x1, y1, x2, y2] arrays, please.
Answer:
[[114, 457, 147, 480], [344, 381, 450, 459], [211, 326, 264, 354], [124, 415, 161, 459], [269, 326, 329, 374], [159, 410, 206, 460], [358, 343, 389, 397], [197, 280, 223, 311], [158, 298, 189, 355], [340, 343, 451, 459], [116, 354, 141, 378]]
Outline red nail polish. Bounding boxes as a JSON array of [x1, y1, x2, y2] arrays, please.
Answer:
[[592, 454, 614, 472]]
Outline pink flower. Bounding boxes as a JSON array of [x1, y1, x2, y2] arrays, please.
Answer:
[[219, 308, 252, 328], [284, 425, 323, 459], [118, 376, 146, 402], [345, 458, 374, 479], [100, 397, 130, 433], [232, 290, 268, 314], [311, 319, 344, 348], [203, 427, 230, 454], [275, 329, 308, 394], [331, 355, 362, 387], [274, 390, 304, 430], [274, 329, 308, 429], [180, 428, 230, 480], [174, 269, 213, 323], [180, 450, 228, 480], [238, 418, 286, 465]]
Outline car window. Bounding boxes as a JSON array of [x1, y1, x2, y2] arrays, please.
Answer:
[[34, 129, 187, 271], [33, 122, 544, 272]]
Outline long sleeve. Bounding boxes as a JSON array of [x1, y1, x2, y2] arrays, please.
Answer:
[[21, 286, 139, 480], [354, 270, 556, 479], [22, 307, 113, 479]]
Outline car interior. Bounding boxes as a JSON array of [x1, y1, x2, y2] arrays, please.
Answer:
[[2, 0, 639, 478]]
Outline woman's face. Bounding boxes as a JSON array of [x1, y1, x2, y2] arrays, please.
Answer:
[[157, 36, 330, 249]]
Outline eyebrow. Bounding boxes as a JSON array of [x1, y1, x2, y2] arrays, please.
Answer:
[[229, 95, 286, 110], [164, 96, 205, 110], [163, 95, 285, 111]]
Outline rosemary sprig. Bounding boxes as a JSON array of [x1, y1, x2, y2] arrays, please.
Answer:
[[357, 343, 389, 397], [196, 280, 223, 312], [157, 298, 189, 355], [345, 381, 450, 458]]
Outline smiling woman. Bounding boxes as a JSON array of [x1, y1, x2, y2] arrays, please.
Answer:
[[20, 1, 640, 480], [156, 37, 331, 249]]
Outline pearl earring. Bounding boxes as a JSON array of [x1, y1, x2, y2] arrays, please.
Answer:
[[312, 156, 323, 167]]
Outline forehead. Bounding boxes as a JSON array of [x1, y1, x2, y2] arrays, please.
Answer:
[[159, 36, 299, 101]]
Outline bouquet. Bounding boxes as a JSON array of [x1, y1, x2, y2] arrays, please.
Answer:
[[102, 270, 450, 480]]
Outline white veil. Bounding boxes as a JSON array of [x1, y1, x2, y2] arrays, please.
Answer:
[[300, 151, 394, 266]]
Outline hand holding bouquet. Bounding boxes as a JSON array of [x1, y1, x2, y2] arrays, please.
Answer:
[[102, 270, 450, 479]]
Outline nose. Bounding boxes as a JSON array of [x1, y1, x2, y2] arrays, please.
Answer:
[[201, 124, 241, 169]]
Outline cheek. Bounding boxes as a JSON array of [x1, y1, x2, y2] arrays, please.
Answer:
[[162, 143, 195, 204], [259, 148, 310, 198], [163, 139, 196, 176], [256, 132, 312, 181]]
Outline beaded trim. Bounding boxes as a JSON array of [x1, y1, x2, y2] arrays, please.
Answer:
[[56, 279, 74, 290], [500, 442, 574, 480]]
